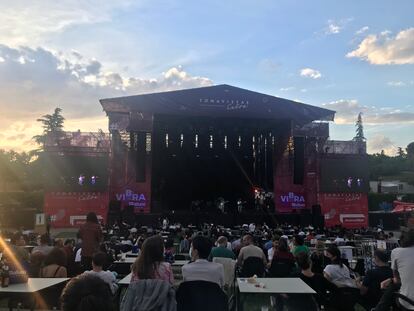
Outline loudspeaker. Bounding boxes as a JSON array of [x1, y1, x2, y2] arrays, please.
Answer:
[[312, 204, 321, 215], [311, 205, 324, 228], [136, 132, 147, 182], [293, 137, 305, 184]]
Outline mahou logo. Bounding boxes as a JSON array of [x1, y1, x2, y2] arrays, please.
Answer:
[[116, 189, 146, 202]]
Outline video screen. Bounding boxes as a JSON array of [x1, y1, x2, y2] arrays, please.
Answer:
[[320, 157, 369, 193], [42, 154, 109, 192]]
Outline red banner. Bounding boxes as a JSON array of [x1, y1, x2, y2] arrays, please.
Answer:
[[44, 192, 109, 228], [319, 193, 368, 228], [392, 200, 414, 213]]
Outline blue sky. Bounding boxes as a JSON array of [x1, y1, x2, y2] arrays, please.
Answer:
[[0, 0, 413, 153]]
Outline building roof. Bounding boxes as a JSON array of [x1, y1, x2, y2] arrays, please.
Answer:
[[100, 84, 335, 126]]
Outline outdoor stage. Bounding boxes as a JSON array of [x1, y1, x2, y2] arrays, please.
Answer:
[[43, 84, 369, 229]]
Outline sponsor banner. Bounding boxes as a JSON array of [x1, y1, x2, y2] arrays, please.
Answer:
[[44, 192, 109, 228], [275, 191, 307, 213], [319, 193, 368, 228], [114, 188, 149, 212]]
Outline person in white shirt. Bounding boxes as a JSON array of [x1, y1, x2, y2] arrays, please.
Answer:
[[378, 229, 414, 310], [324, 245, 356, 288], [83, 252, 118, 294], [248, 223, 256, 233], [182, 236, 224, 287]]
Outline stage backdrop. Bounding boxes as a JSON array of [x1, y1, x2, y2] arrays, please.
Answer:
[[319, 193, 368, 228], [44, 192, 109, 228]]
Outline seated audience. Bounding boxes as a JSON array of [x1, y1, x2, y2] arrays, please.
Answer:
[[310, 240, 330, 274], [237, 234, 267, 267], [376, 228, 414, 311], [323, 245, 356, 288], [267, 235, 280, 262], [10, 232, 30, 269], [292, 234, 309, 257], [83, 252, 118, 294], [209, 236, 235, 260], [269, 237, 295, 276], [39, 247, 67, 277], [293, 252, 337, 308], [179, 234, 190, 254], [32, 234, 53, 256], [131, 235, 174, 284], [164, 238, 175, 264], [61, 274, 114, 311], [182, 235, 224, 287], [357, 249, 393, 310]]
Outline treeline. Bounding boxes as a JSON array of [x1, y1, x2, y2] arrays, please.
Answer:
[[0, 150, 44, 192], [368, 143, 414, 185]]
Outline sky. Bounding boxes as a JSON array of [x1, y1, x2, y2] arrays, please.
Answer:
[[0, 0, 413, 154]]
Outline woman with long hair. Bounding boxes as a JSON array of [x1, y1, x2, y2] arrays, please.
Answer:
[[40, 247, 67, 277], [323, 245, 356, 288], [131, 235, 174, 284]]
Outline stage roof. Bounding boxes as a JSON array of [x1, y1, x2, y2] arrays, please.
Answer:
[[100, 84, 335, 126]]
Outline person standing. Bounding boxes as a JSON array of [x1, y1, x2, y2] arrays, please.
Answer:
[[78, 212, 102, 271]]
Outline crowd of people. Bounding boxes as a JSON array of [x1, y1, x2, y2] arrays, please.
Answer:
[[1, 211, 413, 311]]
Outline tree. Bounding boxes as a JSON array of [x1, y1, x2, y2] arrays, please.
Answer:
[[397, 147, 406, 158], [407, 142, 414, 158], [33, 108, 65, 149], [353, 112, 366, 142]]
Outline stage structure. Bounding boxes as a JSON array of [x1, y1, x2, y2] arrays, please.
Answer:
[[42, 131, 110, 227], [99, 84, 367, 228]]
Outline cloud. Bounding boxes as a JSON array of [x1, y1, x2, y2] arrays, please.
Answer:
[[387, 81, 406, 87], [279, 87, 295, 91], [0, 1, 135, 47], [355, 26, 369, 35], [367, 134, 397, 155], [347, 28, 414, 64], [0, 44, 213, 151], [321, 99, 414, 125], [300, 68, 322, 79], [322, 18, 353, 35]]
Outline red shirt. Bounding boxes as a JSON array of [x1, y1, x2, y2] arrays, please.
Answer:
[[78, 222, 102, 257]]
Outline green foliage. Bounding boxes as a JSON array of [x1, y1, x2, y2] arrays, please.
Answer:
[[32, 107, 65, 149], [407, 142, 414, 158], [0, 191, 44, 212], [368, 193, 396, 211], [368, 142, 414, 186], [353, 112, 366, 142]]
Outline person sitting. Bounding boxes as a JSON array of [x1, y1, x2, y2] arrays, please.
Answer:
[[131, 235, 174, 285], [292, 234, 309, 257], [164, 239, 175, 264], [310, 240, 330, 274], [83, 252, 118, 294], [32, 234, 53, 256], [179, 234, 190, 254], [39, 247, 67, 278], [268, 237, 295, 277], [292, 252, 337, 308], [237, 234, 267, 267], [375, 228, 414, 311], [182, 235, 224, 287], [356, 249, 393, 310], [61, 274, 114, 311], [209, 236, 235, 260], [9, 232, 30, 270], [267, 235, 280, 262], [323, 245, 356, 288]]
